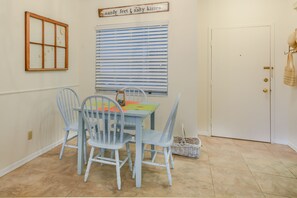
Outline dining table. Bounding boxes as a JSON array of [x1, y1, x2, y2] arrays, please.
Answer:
[[76, 100, 159, 188]]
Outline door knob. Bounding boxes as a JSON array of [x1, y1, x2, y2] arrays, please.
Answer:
[[264, 78, 269, 82], [263, 88, 268, 93]]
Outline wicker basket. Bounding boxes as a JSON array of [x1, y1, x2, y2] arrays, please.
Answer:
[[171, 137, 201, 158], [171, 125, 201, 158]]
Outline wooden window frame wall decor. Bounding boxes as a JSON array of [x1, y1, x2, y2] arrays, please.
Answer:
[[25, 11, 68, 71]]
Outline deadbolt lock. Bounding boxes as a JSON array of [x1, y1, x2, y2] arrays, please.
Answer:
[[264, 78, 269, 82], [263, 88, 268, 93]]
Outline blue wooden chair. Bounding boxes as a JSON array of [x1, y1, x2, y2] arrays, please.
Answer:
[[121, 86, 147, 103], [56, 88, 87, 162], [121, 86, 147, 135], [133, 94, 181, 186], [82, 95, 133, 190]]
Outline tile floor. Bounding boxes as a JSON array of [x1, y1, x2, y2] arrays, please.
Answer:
[[0, 135, 297, 197]]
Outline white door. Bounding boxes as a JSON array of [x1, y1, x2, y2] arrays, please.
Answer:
[[211, 26, 271, 142]]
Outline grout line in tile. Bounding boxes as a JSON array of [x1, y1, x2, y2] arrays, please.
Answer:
[[240, 149, 267, 195], [254, 171, 297, 180], [288, 167, 297, 179], [242, 155, 292, 178], [263, 192, 290, 198], [208, 160, 216, 197], [249, 168, 297, 198], [247, 168, 266, 195]]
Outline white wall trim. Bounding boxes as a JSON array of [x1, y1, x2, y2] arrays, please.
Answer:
[[208, 27, 212, 135], [288, 141, 297, 152], [273, 139, 289, 145], [0, 84, 79, 96], [269, 24, 276, 144], [0, 133, 76, 177], [0, 140, 60, 177], [0, 139, 62, 177]]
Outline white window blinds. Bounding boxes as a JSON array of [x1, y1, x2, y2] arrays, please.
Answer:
[[95, 22, 168, 95]]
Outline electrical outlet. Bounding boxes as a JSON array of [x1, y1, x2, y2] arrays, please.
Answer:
[[28, 131, 33, 140]]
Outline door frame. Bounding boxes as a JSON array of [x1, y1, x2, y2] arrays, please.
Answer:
[[208, 24, 275, 143]]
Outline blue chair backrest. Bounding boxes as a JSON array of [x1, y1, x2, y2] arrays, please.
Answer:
[[121, 87, 147, 102], [161, 94, 181, 142], [81, 95, 125, 144], [56, 88, 80, 128]]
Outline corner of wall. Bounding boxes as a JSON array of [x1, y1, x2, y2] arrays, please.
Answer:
[[288, 141, 297, 152]]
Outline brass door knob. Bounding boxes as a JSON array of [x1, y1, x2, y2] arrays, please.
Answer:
[[264, 78, 269, 82], [263, 88, 268, 93]]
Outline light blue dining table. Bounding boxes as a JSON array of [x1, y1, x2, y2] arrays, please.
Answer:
[[76, 101, 159, 188]]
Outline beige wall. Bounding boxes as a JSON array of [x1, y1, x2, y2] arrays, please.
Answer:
[[0, 0, 80, 173], [78, 0, 200, 138]]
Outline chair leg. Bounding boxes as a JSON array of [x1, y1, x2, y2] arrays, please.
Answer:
[[115, 149, 121, 190], [84, 146, 95, 182], [132, 158, 136, 179], [126, 143, 133, 172], [110, 150, 115, 159], [150, 145, 155, 159], [152, 147, 158, 163], [84, 133, 87, 164], [163, 147, 172, 186], [100, 148, 105, 157], [100, 148, 105, 165], [169, 147, 174, 169], [59, 130, 69, 160], [142, 143, 145, 160]]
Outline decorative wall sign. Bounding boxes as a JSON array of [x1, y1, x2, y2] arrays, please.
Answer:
[[25, 12, 68, 71], [98, 2, 169, 17]]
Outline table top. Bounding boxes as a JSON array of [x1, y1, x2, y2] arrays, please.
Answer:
[[75, 100, 159, 118], [121, 101, 159, 117]]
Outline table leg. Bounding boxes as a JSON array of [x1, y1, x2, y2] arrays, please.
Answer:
[[150, 112, 155, 130], [135, 118, 143, 188], [77, 111, 84, 175], [150, 112, 155, 159]]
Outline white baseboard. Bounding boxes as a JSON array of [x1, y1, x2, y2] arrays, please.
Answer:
[[288, 141, 297, 152], [0, 138, 64, 177], [271, 139, 288, 145], [198, 131, 210, 136]]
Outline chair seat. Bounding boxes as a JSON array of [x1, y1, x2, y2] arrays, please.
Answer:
[[142, 129, 173, 147], [88, 131, 133, 149]]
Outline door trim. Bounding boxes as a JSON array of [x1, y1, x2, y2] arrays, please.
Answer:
[[208, 24, 275, 143]]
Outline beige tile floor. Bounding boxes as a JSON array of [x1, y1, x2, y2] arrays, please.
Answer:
[[1, 135, 297, 197]]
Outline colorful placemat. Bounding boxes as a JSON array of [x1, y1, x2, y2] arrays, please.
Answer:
[[88, 100, 156, 112], [122, 103, 157, 111], [92, 101, 115, 108]]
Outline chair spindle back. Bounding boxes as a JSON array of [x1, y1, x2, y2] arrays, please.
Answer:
[[121, 87, 147, 103], [161, 94, 181, 142], [56, 88, 80, 128], [81, 95, 125, 145]]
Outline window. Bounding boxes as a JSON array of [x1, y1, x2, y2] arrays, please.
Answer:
[[25, 12, 68, 71], [95, 22, 168, 95]]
